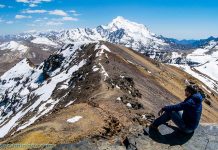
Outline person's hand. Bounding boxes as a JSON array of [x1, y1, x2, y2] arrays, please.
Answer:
[[158, 108, 164, 116]]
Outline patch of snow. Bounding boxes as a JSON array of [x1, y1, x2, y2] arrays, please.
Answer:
[[67, 116, 83, 123], [116, 97, 121, 101], [116, 85, 120, 89], [65, 100, 76, 107], [171, 64, 218, 93], [100, 45, 111, 52], [20, 87, 29, 96], [92, 65, 100, 72], [99, 63, 109, 81], [42, 48, 49, 51], [0, 111, 26, 138], [96, 44, 111, 57], [120, 75, 125, 78], [126, 103, 132, 108], [59, 84, 68, 90], [105, 53, 109, 59], [142, 115, 147, 120], [195, 61, 218, 82], [31, 37, 58, 46], [29, 83, 38, 89]]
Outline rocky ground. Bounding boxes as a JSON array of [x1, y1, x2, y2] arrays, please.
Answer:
[[3, 123, 217, 150], [52, 123, 218, 150], [0, 41, 217, 150]]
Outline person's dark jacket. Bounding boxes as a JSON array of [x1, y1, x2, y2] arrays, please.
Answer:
[[162, 92, 203, 130]]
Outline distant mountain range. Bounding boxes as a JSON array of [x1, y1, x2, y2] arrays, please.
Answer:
[[161, 36, 218, 49], [0, 16, 218, 92], [1, 17, 217, 53]]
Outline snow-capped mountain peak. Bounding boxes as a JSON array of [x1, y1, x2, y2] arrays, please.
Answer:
[[106, 16, 152, 37]]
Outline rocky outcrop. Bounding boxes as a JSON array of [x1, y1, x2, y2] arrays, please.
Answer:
[[52, 124, 218, 150]]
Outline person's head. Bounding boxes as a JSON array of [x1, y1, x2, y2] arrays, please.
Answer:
[[185, 84, 198, 97]]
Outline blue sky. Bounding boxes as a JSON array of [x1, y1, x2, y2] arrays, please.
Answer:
[[0, 0, 217, 39]]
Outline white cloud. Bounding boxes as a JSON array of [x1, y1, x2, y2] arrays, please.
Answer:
[[49, 10, 68, 16], [15, 15, 32, 19], [16, 0, 29, 3], [16, 0, 30, 3], [62, 17, 78, 21], [16, 0, 52, 7], [22, 9, 47, 14], [0, 18, 13, 24], [23, 9, 68, 17], [29, 4, 37, 7], [0, 4, 5, 8], [16, 0, 52, 3]]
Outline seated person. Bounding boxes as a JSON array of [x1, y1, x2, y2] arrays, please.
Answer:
[[151, 84, 203, 134]]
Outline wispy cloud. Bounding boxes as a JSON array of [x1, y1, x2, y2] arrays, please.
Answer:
[[30, 16, 78, 27], [46, 21, 63, 26], [29, 4, 37, 7], [62, 17, 78, 21], [16, 0, 52, 7], [6, 21, 14, 24], [0, 18, 14, 24], [15, 15, 32, 19], [22, 9, 47, 14], [0, 4, 5, 8], [49, 10, 68, 16], [69, 10, 81, 16], [69, 10, 76, 13], [23, 9, 69, 17], [0, 18, 4, 22], [18, 8, 80, 27]]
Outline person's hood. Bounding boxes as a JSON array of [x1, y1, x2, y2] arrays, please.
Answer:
[[191, 92, 203, 103]]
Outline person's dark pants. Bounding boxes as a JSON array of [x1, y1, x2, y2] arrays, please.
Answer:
[[152, 111, 194, 134]]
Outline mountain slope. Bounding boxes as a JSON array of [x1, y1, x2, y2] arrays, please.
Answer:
[[167, 40, 218, 93], [0, 42, 218, 148]]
